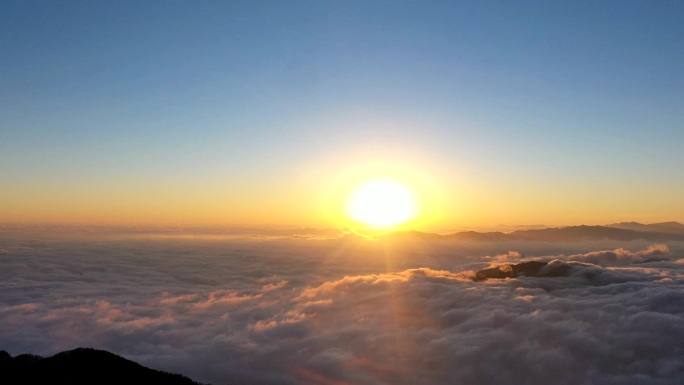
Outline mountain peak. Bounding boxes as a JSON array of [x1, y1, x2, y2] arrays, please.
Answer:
[[606, 221, 684, 234], [0, 347, 207, 385]]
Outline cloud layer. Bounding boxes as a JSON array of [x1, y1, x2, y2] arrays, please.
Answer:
[[1, 228, 683, 384]]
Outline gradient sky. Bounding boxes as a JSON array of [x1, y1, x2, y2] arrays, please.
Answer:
[[2, 1, 683, 228]]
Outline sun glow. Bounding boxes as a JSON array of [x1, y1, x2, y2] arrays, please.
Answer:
[[346, 179, 419, 229]]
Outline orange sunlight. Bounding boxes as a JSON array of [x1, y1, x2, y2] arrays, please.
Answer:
[[346, 179, 419, 229]]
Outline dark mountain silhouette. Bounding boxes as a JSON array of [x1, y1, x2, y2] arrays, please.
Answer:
[[444, 231, 510, 242], [606, 221, 684, 234], [382, 230, 447, 240], [0, 348, 208, 385], [474, 260, 572, 281], [382, 223, 684, 243], [507, 224, 684, 242], [507, 225, 647, 241], [383, 230, 510, 242]]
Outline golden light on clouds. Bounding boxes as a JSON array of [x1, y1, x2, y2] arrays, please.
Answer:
[[346, 179, 419, 229]]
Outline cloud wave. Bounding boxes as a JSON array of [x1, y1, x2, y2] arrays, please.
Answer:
[[1, 232, 683, 384]]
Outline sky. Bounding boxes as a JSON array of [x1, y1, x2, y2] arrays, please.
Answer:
[[2, 1, 684, 228]]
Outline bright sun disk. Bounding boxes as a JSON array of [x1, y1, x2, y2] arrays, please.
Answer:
[[346, 179, 418, 228]]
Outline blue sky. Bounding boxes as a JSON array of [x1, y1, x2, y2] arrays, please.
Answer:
[[2, 1, 683, 226]]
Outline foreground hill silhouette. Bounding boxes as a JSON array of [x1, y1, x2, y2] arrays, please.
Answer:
[[384, 222, 684, 242], [0, 348, 208, 385]]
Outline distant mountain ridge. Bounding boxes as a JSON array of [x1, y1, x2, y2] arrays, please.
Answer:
[[384, 222, 684, 242], [0, 348, 207, 385], [605, 221, 684, 234]]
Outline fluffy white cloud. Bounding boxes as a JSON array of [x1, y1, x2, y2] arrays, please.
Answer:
[[567, 244, 671, 266], [1, 227, 683, 384]]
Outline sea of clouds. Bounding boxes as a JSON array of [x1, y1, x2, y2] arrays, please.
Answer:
[[1, 226, 683, 385]]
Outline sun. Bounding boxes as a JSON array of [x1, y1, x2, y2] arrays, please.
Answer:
[[346, 179, 419, 229]]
